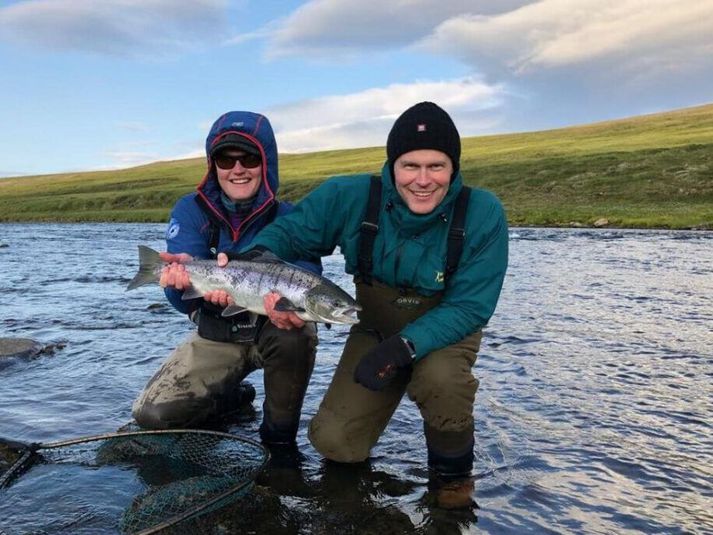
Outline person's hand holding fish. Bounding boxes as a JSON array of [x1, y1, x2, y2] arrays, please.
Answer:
[[158, 252, 192, 290], [158, 251, 232, 308], [262, 291, 305, 330]]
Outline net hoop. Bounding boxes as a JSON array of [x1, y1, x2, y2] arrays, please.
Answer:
[[0, 429, 270, 534]]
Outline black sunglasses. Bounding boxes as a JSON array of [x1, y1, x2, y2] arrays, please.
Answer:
[[214, 152, 262, 170]]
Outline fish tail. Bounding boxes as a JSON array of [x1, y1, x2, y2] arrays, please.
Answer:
[[126, 245, 163, 290]]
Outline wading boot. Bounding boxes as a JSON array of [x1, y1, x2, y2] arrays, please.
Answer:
[[216, 381, 256, 423], [427, 438, 477, 510], [433, 476, 476, 510]]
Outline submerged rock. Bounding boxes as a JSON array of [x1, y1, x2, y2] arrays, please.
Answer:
[[0, 338, 67, 365], [0, 338, 43, 360], [40, 341, 67, 355], [0, 339, 66, 369]]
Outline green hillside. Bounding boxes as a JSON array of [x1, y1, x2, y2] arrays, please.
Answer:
[[1, 103, 712, 228]]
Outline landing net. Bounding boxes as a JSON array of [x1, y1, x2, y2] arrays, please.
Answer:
[[0, 429, 269, 534]]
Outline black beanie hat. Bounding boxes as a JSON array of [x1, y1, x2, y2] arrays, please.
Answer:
[[386, 101, 461, 174], [210, 134, 260, 158]]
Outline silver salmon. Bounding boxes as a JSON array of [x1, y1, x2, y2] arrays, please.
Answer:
[[127, 246, 360, 325]]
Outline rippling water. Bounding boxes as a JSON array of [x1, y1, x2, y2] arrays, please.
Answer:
[[1, 223, 711, 534]]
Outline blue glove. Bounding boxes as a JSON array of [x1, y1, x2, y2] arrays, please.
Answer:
[[354, 335, 414, 391]]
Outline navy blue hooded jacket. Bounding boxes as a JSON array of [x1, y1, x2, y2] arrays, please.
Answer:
[[164, 111, 321, 315]]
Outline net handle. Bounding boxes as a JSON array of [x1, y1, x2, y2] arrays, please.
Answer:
[[39, 428, 268, 451], [4, 429, 265, 451]]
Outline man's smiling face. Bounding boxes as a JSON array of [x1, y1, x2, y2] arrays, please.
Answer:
[[393, 149, 452, 214]]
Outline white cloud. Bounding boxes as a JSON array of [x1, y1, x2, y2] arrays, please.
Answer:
[[104, 151, 161, 167], [267, 0, 532, 57], [268, 0, 713, 86], [0, 0, 227, 56], [267, 77, 507, 153], [223, 26, 274, 47], [133, 78, 505, 166], [171, 149, 205, 162], [104, 136, 205, 169], [421, 0, 713, 77]]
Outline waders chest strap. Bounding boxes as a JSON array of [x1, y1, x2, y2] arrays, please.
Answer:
[[445, 186, 471, 281], [207, 220, 221, 257], [357, 176, 383, 284]]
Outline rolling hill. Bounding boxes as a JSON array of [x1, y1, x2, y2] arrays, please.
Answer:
[[1, 103, 711, 228]]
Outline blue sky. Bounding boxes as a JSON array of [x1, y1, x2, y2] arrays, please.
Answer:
[[1, 0, 711, 177]]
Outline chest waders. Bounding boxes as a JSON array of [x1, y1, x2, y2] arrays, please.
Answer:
[[308, 177, 481, 478]]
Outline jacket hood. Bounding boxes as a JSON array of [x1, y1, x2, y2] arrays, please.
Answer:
[[198, 111, 279, 216], [380, 161, 464, 235]]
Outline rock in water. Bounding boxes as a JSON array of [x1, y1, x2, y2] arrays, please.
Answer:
[[0, 338, 43, 360]]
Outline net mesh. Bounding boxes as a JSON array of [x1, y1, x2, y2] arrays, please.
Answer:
[[0, 430, 269, 535]]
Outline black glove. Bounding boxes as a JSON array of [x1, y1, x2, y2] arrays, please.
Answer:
[[354, 335, 415, 391], [225, 246, 281, 263]]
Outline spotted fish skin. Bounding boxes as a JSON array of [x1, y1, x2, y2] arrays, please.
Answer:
[[127, 246, 360, 325]]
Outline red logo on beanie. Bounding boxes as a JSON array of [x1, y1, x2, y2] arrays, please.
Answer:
[[417, 123, 426, 132]]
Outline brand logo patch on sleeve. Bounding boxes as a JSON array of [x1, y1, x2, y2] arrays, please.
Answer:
[[166, 219, 180, 240]]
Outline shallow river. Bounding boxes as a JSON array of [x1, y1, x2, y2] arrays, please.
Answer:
[[0, 223, 711, 534]]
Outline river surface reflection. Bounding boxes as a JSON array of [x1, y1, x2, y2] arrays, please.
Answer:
[[0, 224, 711, 534]]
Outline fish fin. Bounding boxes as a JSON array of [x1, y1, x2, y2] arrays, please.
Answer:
[[222, 304, 248, 317], [180, 287, 202, 300], [274, 297, 306, 313], [126, 245, 162, 290]]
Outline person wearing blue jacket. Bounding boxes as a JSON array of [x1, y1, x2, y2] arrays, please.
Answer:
[[235, 102, 509, 508], [132, 111, 319, 446]]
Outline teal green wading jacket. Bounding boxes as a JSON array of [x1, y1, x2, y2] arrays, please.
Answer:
[[251, 163, 509, 359]]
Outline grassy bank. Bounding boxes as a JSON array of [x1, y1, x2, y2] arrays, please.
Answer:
[[1, 104, 712, 228]]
